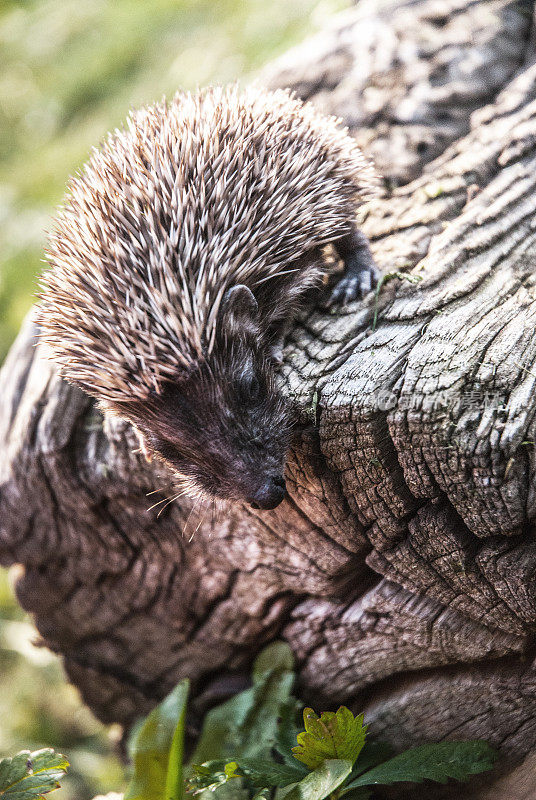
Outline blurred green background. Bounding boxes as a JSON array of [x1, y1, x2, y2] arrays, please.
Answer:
[[0, 1, 348, 799]]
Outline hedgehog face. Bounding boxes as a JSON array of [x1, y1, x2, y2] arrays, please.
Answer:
[[129, 286, 292, 509], [133, 354, 291, 509]]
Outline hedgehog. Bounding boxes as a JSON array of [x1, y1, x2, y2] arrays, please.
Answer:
[[39, 85, 378, 510]]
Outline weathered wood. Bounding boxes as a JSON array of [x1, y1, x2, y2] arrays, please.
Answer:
[[1, 0, 536, 796]]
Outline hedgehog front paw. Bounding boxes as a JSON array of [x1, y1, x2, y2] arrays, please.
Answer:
[[327, 262, 379, 306]]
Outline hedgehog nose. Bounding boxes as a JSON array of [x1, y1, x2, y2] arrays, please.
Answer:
[[248, 476, 286, 510]]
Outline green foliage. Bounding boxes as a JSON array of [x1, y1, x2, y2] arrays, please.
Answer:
[[344, 741, 497, 789], [274, 702, 304, 768], [4, 642, 498, 800], [280, 760, 352, 800], [171, 642, 497, 800], [190, 642, 295, 766], [189, 761, 241, 794], [189, 756, 305, 794], [0, 570, 124, 800], [227, 759, 305, 788], [292, 707, 367, 769], [0, 749, 68, 800], [125, 680, 189, 800]]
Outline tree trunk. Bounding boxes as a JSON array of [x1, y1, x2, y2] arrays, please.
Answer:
[[1, 0, 536, 796]]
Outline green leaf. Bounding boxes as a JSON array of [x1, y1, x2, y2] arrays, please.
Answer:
[[339, 744, 394, 800], [125, 679, 189, 800], [188, 687, 259, 766], [234, 758, 307, 787], [275, 701, 306, 770], [347, 741, 497, 788], [281, 759, 352, 800], [252, 642, 294, 682], [187, 761, 241, 795], [345, 742, 394, 783], [190, 643, 295, 765], [251, 790, 271, 800], [292, 707, 367, 769], [198, 783, 248, 800], [0, 749, 69, 800], [187, 763, 222, 795], [189, 752, 305, 793], [165, 686, 189, 800]]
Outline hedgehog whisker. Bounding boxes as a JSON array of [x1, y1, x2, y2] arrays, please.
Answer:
[[182, 497, 202, 538], [156, 491, 187, 518], [145, 486, 176, 510], [188, 502, 209, 542], [210, 497, 216, 530], [210, 498, 225, 531], [147, 494, 176, 512]]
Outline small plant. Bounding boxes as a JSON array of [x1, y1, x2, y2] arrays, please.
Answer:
[[124, 643, 497, 800], [0, 749, 69, 800]]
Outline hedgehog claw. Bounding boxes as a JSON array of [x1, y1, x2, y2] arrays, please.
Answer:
[[327, 227, 379, 308], [327, 264, 378, 307]]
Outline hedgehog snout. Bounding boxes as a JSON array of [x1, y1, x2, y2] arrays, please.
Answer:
[[247, 475, 286, 510]]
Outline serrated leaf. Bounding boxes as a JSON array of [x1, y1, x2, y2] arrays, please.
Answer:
[[0, 749, 69, 800], [189, 754, 305, 793], [187, 761, 240, 795], [234, 758, 307, 787], [125, 679, 189, 800], [281, 759, 352, 800], [292, 707, 367, 769], [190, 643, 295, 765], [347, 741, 497, 788], [187, 763, 222, 795]]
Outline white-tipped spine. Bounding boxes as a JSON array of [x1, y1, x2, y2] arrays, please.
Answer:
[[39, 85, 377, 403]]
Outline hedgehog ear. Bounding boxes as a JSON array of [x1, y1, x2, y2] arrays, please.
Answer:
[[221, 285, 259, 327]]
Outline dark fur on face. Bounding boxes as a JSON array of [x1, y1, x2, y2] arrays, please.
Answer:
[[118, 286, 292, 509]]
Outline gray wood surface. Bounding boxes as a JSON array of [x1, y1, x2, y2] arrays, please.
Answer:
[[1, 0, 536, 795]]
